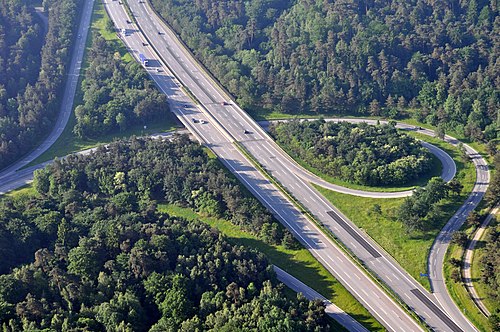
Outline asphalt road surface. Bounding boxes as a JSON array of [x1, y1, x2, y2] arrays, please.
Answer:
[[462, 205, 498, 317], [259, 118, 457, 198], [115, 1, 488, 330], [0, 0, 489, 330], [273, 266, 369, 332], [0, 0, 95, 183], [106, 2, 423, 331]]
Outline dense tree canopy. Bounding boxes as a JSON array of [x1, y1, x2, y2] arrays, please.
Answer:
[[0, 137, 328, 331], [0, 136, 291, 276], [73, 35, 171, 138], [481, 219, 500, 300], [270, 120, 432, 186], [485, 151, 500, 206], [0, 0, 82, 169], [151, 0, 499, 144], [397, 177, 450, 232]]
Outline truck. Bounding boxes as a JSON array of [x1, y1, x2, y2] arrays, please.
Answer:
[[139, 53, 149, 66], [121, 28, 126, 36]]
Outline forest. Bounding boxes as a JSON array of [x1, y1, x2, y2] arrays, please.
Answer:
[[269, 120, 432, 186], [0, 136, 329, 331], [0, 135, 292, 273], [0, 0, 82, 169], [73, 35, 171, 138], [150, 0, 499, 145]]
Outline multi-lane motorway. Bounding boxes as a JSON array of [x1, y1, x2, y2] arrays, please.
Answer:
[[107, 0, 489, 330], [0, 0, 490, 331], [105, 2, 423, 331]]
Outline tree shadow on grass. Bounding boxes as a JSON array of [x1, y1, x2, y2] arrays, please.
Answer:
[[226, 236, 382, 332]]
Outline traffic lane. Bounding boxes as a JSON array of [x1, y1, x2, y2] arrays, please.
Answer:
[[257, 119, 456, 197], [121, 2, 438, 330], [144, 5, 460, 324], [420, 142, 456, 182], [242, 138, 462, 331], [274, 266, 370, 332], [130, 0, 267, 142], [105, 1, 232, 146], [212, 144, 421, 332], [241, 140, 425, 319], [112, 3, 422, 332]]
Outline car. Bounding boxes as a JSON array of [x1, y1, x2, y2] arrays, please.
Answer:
[[192, 118, 198, 123], [118, 1, 122, 4], [156, 68, 162, 73], [158, 31, 162, 35], [220, 101, 229, 106], [142, 42, 148, 46], [200, 119, 206, 124], [243, 129, 250, 134], [183, 104, 189, 108], [126, 20, 132, 24]]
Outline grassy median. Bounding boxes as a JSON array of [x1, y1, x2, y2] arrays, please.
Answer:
[[313, 133, 476, 291], [158, 203, 384, 332]]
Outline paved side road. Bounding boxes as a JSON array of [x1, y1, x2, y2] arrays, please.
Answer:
[[273, 266, 369, 332], [120, 0, 487, 330], [0, 0, 95, 183], [0, 131, 188, 195], [107, 2, 423, 330], [463, 205, 498, 316]]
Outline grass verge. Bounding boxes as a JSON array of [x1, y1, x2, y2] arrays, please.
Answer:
[[1, 185, 37, 199], [233, 142, 428, 329], [313, 133, 476, 291], [471, 216, 499, 315], [444, 242, 490, 332], [158, 203, 383, 331], [27, 0, 179, 167]]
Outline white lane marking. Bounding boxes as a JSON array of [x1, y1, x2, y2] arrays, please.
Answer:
[[116, 7, 423, 330]]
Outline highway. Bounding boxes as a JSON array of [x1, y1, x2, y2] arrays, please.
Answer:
[[106, 2, 423, 331], [111, 0, 488, 330], [427, 134, 490, 328], [0, 0, 489, 330], [0, 0, 95, 183], [273, 266, 369, 332]]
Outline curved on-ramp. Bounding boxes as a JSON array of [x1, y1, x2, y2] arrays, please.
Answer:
[[0, 0, 491, 329], [259, 118, 457, 198], [0, 0, 95, 184]]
